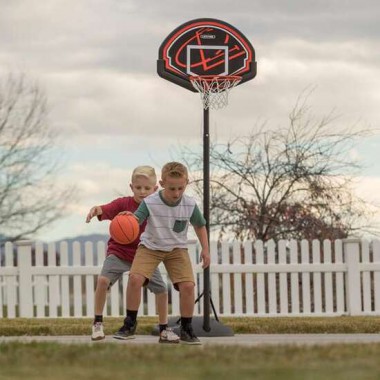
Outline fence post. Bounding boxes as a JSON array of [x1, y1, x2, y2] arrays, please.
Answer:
[[17, 240, 34, 317], [343, 238, 361, 316]]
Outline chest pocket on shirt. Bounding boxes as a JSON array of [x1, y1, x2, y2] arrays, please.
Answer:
[[173, 220, 187, 233]]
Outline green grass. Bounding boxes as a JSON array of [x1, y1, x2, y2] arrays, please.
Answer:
[[1, 342, 380, 380], [1, 316, 380, 336], [2, 317, 380, 379]]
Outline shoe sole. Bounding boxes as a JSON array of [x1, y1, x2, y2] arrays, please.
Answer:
[[113, 335, 136, 340], [91, 336, 105, 341], [179, 340, 202, 345], [159, 339, 180, 344]]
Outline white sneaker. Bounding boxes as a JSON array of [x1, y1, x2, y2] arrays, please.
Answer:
[[91, 322, 105, 341], [159, 327, 180, 344]]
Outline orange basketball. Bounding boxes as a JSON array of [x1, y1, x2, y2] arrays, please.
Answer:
[[109, 214, 140, 244]]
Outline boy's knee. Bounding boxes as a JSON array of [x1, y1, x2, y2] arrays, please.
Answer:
[[177, 281, 194, 294], [155, 291, 168, 302], [97, 276, 110, 290], [129, 273, 146, 288]]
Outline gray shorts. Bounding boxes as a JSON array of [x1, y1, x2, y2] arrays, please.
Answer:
[[100, 254, 167, 294]]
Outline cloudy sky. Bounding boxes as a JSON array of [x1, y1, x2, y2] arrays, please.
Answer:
[[1, 0, 379, 241]]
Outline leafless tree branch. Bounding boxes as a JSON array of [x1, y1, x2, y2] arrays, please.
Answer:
[[180, 92, 377, 241], [0, 73, 77, 242]]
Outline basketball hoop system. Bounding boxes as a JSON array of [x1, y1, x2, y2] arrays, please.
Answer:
[[189, 75, 242, 110], [158, 18, 256, 336]]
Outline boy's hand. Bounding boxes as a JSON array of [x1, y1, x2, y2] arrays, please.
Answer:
[[117, 211, 133, 216], [117, 211, 138, 220], [200, 250, 210, 269], [193, 225, 210, 268], [86, 206, 101, 223]]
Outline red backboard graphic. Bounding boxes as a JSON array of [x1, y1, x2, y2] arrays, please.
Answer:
[[157, 18, 257, 92]]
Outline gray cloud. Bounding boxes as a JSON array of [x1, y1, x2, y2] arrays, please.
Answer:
[[1, 0, 379, 76], [2, 0, 379, 240]]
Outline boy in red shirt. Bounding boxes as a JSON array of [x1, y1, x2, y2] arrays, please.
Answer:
[[86, 165, 179, 343]]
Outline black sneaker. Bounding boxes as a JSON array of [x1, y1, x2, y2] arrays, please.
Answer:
[[179, 325, 201, 345], [113, 320, 137, 340]]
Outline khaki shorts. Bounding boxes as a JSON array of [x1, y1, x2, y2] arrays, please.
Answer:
[[131, 245, 195, 289]]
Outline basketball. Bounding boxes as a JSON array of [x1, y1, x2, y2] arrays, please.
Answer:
[[109, 214, 140, 244]]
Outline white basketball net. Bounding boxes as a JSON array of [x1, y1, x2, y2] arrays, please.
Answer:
[[190, 75, 242, 110]]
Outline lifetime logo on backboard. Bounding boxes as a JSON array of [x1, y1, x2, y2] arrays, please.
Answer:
[[157, 18, 257, 92], [200, 34, 216, 39]]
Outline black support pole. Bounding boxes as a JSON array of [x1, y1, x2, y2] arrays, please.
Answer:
[[202, 107, 211, 332], [155, 104, 233, 338]]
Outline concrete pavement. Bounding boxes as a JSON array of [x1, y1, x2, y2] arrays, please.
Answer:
[[1, 334, 380, 346]]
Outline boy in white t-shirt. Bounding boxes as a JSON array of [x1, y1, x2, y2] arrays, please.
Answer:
[[114, 162, 210, 344]]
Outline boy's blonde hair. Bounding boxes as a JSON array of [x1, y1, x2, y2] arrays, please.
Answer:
[[161, 162, 188, 180], [131, 165, 157, 184]]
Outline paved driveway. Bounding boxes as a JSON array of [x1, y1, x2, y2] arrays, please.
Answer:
[[2, 334, 380, 346]]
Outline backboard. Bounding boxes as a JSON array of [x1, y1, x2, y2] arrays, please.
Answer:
[[157, 18, 256, 92]]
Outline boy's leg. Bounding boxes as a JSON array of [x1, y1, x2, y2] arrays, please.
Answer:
[[164, 248, 201, 345], [177, 281, 195, 317], [113, 273, 145, 340], [147, 267, 168, 325], [155, 292, 168, 325], [147, 268, 179, 344], [94, 255, 131, 318], [92, 255, 131, 341], [126, 273, 146, 310], [176, 281, 200, 345], [114, 246, 162, 340], [92, 275, 109, 341], [94, 275, 110, 316]]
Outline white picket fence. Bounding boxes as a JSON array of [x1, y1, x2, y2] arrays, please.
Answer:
[[1, 238, 380, 318]]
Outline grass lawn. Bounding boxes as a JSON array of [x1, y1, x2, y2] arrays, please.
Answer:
[[1, 315, 380, 335], [1, 342, 380, 380], [1, 317, 380, 380]]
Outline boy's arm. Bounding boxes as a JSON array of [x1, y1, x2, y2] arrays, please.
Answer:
[[87, 197, 131, 222], [85, 206, 103, 223], [193, 225, 210, 269], [134, 200, 150, 224]]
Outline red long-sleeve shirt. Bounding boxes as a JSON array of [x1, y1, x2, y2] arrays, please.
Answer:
[[98, 196, 147, 262]]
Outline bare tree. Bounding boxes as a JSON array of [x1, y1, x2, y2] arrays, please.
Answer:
[[0, 73, 76, 242], [181, 93, 376, 241]]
